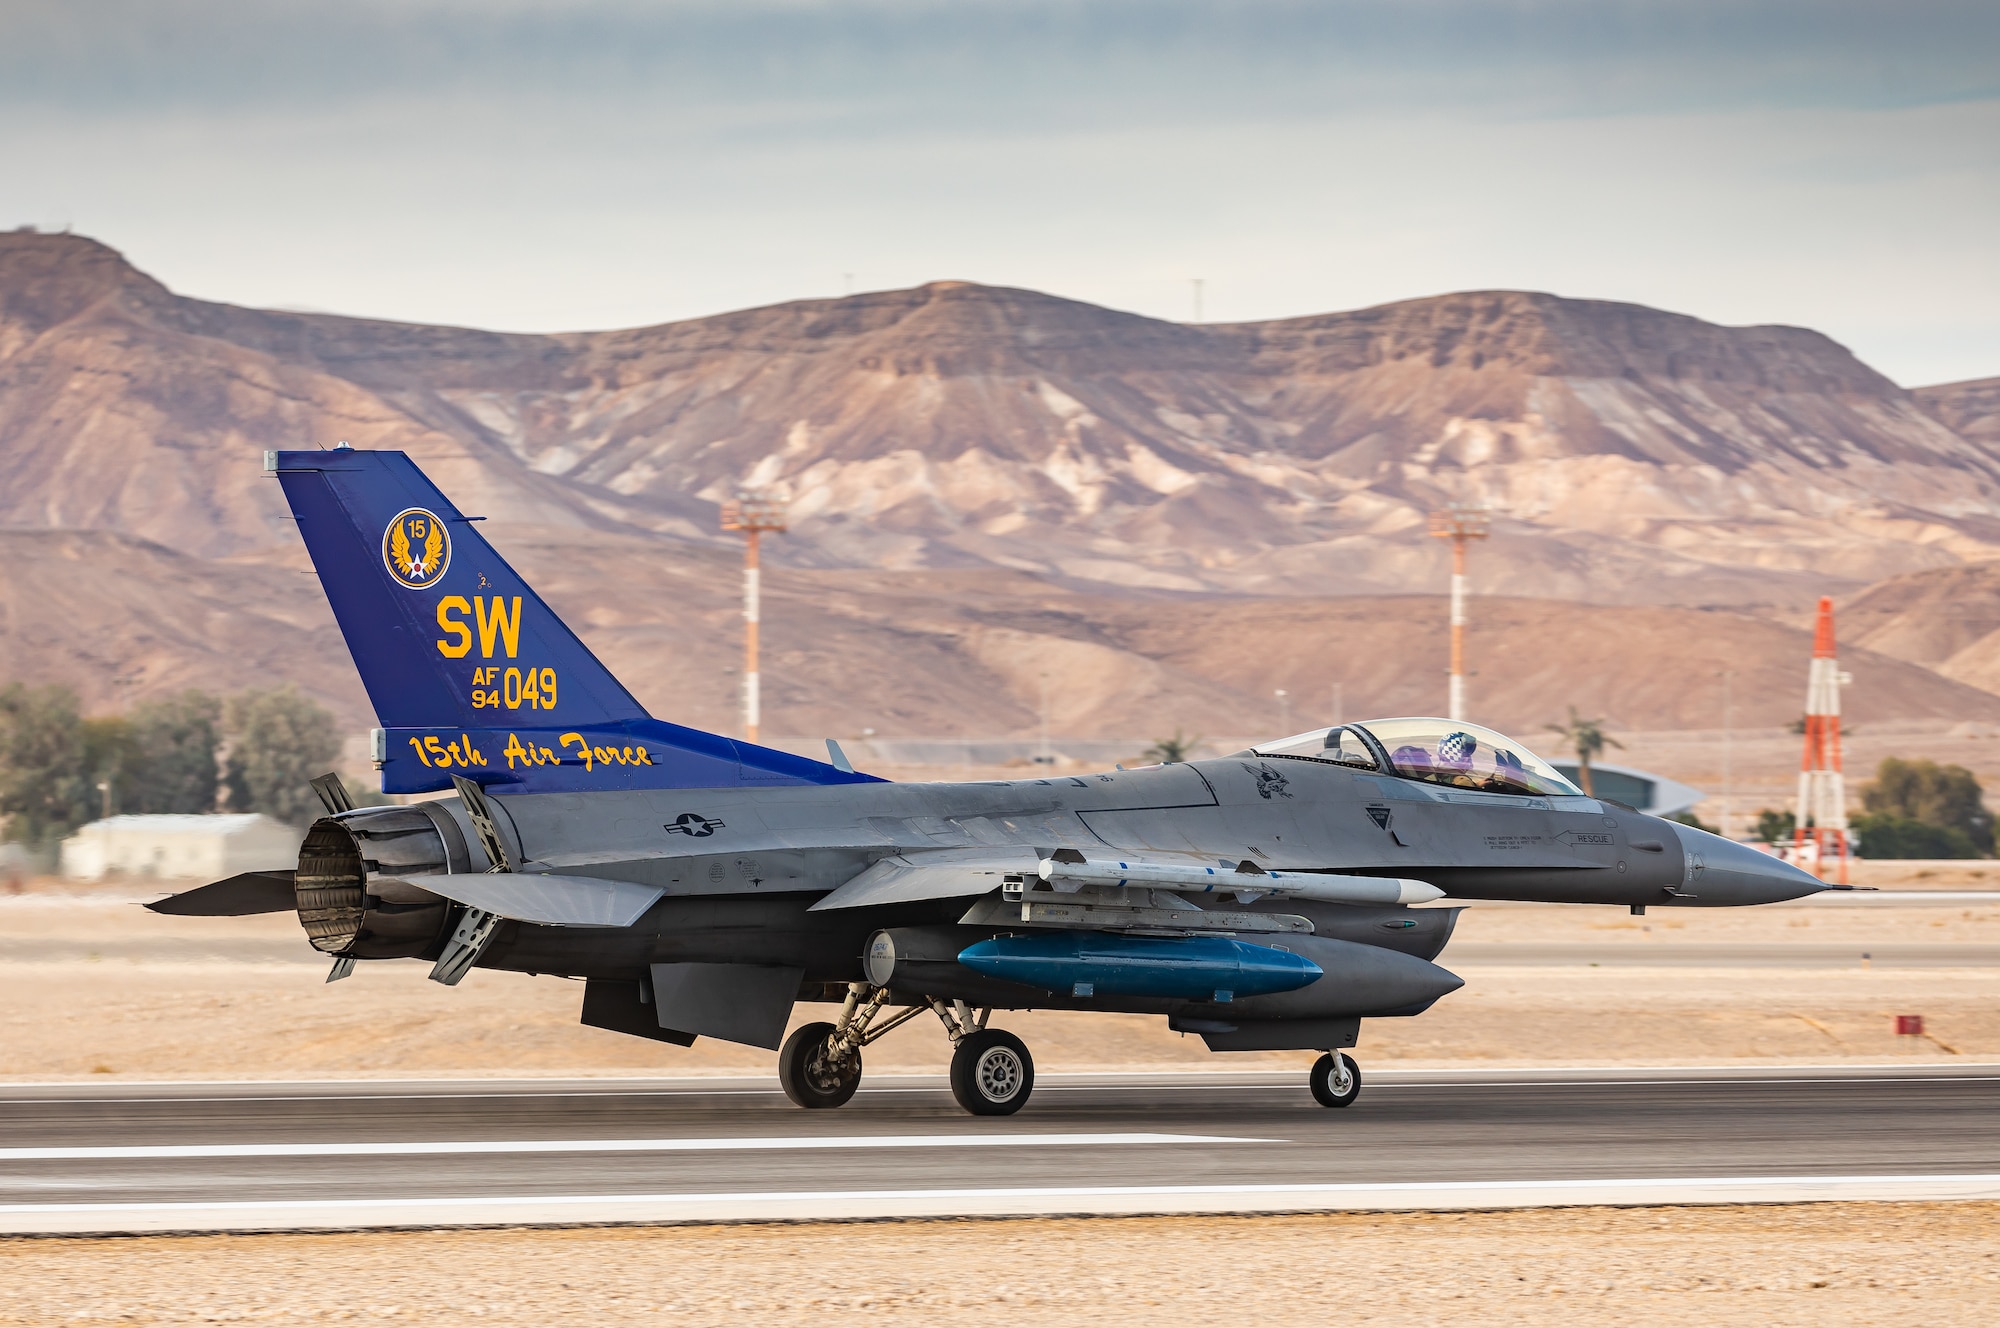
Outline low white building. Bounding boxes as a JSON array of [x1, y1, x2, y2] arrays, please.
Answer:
[[59, 814, 303, 882]]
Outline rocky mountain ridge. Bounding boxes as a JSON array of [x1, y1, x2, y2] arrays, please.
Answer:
[[1915, 376, 2000, 452], [5, 230, 2000, 744], [3, 231, 1996, 607]]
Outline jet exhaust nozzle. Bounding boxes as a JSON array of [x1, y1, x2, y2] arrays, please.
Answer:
[[956, 931, 1322, 1000], [294, 805, 466, 958]]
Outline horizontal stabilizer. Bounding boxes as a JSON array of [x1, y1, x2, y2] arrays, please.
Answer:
[[146, 871, 295, 916], [415, 872, 664, 928], [809, 849, 1038, 911]]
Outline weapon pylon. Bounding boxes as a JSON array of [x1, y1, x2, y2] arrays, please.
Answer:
[[1793, 596, 1850, 883]]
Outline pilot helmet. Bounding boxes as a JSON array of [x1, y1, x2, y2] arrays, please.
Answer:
[[1438, 730, 1478, 769]]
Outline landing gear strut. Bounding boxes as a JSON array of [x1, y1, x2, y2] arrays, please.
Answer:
[[778, 986, 1035, 1116], [778, 982, 928, 1109], [1310, 1051, 1361, 1108], [777, 1021, 862, 1108], [933, 998, 1033, 1116]]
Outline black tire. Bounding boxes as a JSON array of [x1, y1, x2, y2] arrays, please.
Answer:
[[778, 1021, 862, 1109], [949, 1029, 1035, 1116], [1309, 1052, 1361, 1108]]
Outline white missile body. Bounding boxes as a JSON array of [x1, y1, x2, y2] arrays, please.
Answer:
[[1036, 857, 1443, 906]]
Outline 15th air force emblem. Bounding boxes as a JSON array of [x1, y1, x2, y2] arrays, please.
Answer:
[[383, 508, 450, 590]]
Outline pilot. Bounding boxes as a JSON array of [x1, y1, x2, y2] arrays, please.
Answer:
[[1488, 747, 1530, 793], [1390, 745, 1435, 780], [1436, 731, 1481, 788]]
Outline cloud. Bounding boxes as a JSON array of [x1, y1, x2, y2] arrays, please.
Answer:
[[4, 1, 1995, 120]]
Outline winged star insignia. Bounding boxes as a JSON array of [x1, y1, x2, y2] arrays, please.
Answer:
[[383, 508, 450, 590], [665, 813, 725, 837]]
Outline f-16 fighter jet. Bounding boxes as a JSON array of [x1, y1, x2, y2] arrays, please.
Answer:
[[152, 447, 1827, 1115]]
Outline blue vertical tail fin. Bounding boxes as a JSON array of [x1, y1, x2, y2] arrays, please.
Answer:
[[272, 447, 878, 793]]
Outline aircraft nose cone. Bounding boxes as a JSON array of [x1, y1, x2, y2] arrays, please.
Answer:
[[1669, 822, 1827, 905]]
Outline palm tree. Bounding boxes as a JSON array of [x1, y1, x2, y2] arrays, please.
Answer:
[[1142, 729, 1201, 764], [1547, 706, 1622, 796]]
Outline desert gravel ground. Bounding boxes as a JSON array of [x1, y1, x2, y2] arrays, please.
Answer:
[[4, 1203, 1998, 1326]]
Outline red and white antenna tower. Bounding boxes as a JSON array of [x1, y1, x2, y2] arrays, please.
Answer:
[[1428, 504, 1490, 722], [1793, 596, 1850, 883], [720, 490, 787, 744]]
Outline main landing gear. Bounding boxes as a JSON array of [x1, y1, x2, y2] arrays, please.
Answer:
[[777, 1021, 864, 1108], [1310, 1052, 1362, 1108], [778, 983, 924, 1109], [777, 984, 1034, 1116], [943, 1015, 1033, 1117]]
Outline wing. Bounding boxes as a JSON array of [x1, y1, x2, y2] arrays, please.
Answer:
[[808, 848, 1036, 911], [812, 847, 1440, 911], [423, 520, 444, 573], [389, 520, 412, 576]]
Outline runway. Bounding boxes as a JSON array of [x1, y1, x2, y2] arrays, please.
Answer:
[[3, 1065, 1997, 1233], [1445, 941, 2000, 967]]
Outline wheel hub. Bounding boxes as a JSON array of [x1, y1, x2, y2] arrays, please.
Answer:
[[804, 1043, 855, 1094], [975, 1047, 1024, 1102]]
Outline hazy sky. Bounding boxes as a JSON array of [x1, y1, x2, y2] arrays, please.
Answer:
[[3, 0, 1996, 385]]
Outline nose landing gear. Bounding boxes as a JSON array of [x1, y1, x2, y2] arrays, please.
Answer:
[[1310, 1051, 1362, 1108]]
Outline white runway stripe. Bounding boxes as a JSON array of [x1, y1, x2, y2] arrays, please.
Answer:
[[0, 1132, 1265, 1162], [2, 1174, 1997, 1235]]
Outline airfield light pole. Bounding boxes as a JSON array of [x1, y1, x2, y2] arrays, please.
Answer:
[[720, 491, 788, 744], [1036, 671, 1053, 766], [1275, 688, 1290, 735], [1719, 669, 1736, 840], [1428, 504, 1490, 722]]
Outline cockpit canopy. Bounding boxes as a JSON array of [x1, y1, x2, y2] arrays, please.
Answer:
[[1252, 717, 1583, 797]]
